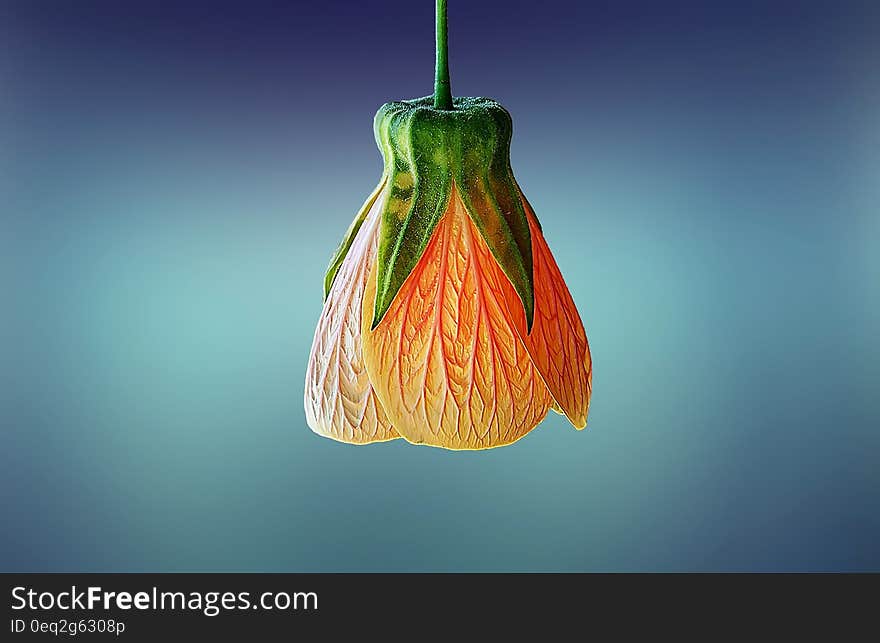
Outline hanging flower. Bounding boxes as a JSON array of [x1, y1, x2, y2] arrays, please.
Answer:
[[304, 1, 591, 450]]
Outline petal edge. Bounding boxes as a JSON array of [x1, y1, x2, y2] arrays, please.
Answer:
[[506, 195, 592, 429]]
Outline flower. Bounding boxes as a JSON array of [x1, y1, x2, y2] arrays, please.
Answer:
[[303, 3, 591, 450]]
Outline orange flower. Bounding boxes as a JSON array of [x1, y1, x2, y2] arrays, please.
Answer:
[[304, 4, 591, 450]]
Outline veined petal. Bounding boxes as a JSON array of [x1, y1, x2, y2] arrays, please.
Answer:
[[505, 194, 592, 429], [362, 186, 553, 450], [305, 187, 399, 444]]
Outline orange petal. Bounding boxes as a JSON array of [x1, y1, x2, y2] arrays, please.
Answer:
[[305, 187, 399, 444], [362, 186, 553, 449], [506, 195, 592, 429]]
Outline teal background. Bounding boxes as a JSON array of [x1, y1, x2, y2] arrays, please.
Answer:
[[2, 0, 879, 571]]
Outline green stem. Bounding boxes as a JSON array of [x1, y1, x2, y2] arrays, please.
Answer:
[[434, 0, 453, 109]]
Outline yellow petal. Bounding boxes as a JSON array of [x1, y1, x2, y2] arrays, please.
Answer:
[[362, 186, 552, 450], [505, 196, 592, 429], [304, 185, 399, 444]]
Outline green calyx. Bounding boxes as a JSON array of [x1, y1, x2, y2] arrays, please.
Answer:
[[322, 97, 535, 330], [369, 95, 534, 330]]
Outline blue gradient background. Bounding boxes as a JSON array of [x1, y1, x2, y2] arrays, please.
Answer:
[[2, 0, 878, 571]]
